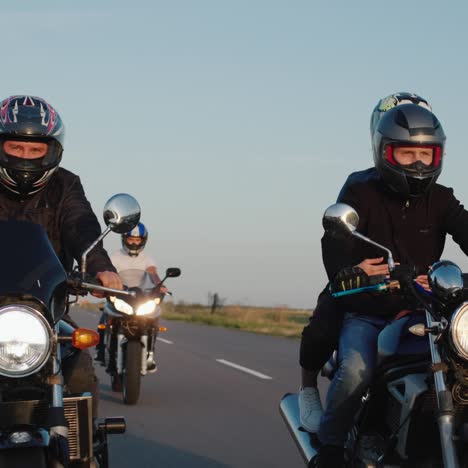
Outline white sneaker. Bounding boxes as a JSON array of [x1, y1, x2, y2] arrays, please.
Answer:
[[299, 387, 323, 433], [147, 352, 158, 374]]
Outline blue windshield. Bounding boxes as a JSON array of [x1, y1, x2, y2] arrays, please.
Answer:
[[0, 220, 67, 308]]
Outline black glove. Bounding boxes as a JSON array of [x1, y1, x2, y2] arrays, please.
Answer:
[[330, 266, 369, 293]]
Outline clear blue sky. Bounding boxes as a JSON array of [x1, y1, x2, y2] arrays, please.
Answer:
[[4, 1, 468, 308]]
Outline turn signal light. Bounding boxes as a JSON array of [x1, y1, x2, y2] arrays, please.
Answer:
[[72, 328, 100, 349], [97, 324, 106, 330], [158, 327, 168, 332]]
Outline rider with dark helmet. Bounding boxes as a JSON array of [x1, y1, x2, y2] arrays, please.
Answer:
[[0, 95, 123, 417], [311, 103, 468, 467], [371, 101, 444, 197], [299, 92, 434, 435]]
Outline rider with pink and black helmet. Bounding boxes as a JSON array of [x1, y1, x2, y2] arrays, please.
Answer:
[[0, 94, 122, 416]]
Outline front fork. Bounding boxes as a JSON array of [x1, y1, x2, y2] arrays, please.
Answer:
[[116, 333, 149, 376], [140, 335, 148, 376], [427, 311, 460, 468], [116, 333, 124, 374], [49, 324, 70, 467]]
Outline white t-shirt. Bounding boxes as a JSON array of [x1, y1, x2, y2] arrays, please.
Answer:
[[110, 249, 157, 273]]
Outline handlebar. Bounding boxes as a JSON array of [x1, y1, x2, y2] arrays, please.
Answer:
[[331, 280, 400, 298], [330, 265, 439, 318], [80, 282, 136, 298], [67, 277, 136, 299]]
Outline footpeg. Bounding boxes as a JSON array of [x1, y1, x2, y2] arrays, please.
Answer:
[[99, 417, 126, 435]]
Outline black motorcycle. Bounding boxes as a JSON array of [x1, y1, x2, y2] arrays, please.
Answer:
[[99, 267, 181, 405], [281, 203, 468, 468], [0, 193, 141, 467]]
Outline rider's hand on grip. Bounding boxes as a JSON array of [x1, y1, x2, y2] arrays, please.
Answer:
[[330, 266, 369, 293], [390, 264, 416, 286]]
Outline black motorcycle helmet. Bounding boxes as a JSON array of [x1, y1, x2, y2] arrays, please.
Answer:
[[370, 92, 432, 141], [372, 104, 445, 197], [0, 95, 65, 196]]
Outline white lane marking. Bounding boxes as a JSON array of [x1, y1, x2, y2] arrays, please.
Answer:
[[157, 337, 174, 344], [83, 311, 99, 318], [216, 359, 272, 380]]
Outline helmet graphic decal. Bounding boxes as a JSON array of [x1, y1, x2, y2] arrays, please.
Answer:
[[0, 96, 58, 135], [0, 95, 65, 196]]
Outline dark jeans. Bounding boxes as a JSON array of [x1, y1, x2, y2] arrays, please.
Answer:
[[300, 288, 343, 372], [318, 313, 389, 446]]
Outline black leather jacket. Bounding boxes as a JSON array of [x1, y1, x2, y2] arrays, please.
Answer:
[[0, 167, 115, 275], [323, 168, 468, 317]]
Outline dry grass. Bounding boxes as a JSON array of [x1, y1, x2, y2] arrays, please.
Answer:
[[77, 300, 311, 338], [77, 300, 103, 313], [162, 302, 310, 338]]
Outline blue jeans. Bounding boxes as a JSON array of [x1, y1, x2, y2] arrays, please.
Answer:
[[318, 313, 390, 447]]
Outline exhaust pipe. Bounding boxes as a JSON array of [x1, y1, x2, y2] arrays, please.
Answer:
[[279, 393, 318, 465]]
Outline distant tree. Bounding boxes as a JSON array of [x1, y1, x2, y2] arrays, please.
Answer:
[[208, 292, 226, 314]]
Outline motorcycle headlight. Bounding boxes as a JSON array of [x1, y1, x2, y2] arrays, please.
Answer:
[[0, 305, 52, 377], [136, 299, 161, 316], [450, 302, 468, 360], [112, 298, 133, 315]]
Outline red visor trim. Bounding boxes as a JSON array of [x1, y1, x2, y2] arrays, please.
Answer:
[[433, 146, 442, 166], [386, 146, 397, 165], [385, 145, 442, 167]]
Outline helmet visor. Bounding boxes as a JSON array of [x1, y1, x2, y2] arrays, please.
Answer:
[[125, 236, 143, 246], [0, 138, 62, 171], [385, 144, 442, 170]]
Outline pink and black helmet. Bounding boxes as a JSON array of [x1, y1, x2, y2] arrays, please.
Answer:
[[0, 95, 65, 195]]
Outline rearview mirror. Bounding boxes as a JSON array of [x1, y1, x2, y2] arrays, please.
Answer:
[[166, 268, 181, 278], [322, 203, 359, 238], [322, 203, 396, 272], [103, 194, 141, 234]]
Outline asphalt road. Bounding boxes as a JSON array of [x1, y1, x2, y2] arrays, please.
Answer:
[[72, 307, 316, 468]]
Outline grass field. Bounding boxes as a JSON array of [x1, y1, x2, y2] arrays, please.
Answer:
[[79, 300, 311, 338]]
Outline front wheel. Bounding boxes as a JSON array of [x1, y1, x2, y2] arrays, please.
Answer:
[[122, 341, 142, 405]]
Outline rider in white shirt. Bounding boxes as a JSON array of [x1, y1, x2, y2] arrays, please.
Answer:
[[113, 222, 163, 281], [96, 222, 167, 372]]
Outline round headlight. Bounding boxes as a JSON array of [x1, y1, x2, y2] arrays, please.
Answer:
[[0, 305, 52, 377], [450, 302, 468, 360]]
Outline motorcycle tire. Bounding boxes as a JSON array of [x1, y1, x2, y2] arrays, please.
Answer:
[[0, 448, 47, 468], [122, 341, 142, 405]]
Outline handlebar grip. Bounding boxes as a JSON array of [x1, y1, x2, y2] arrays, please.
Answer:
[[331, 280, 400, 298], [369, 274, 387, 286], [331, 283, 388, 298]]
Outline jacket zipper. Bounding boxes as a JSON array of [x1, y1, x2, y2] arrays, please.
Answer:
[[402, 199, 410, 220]]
